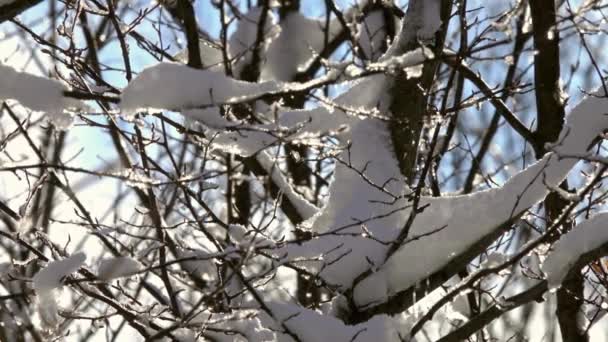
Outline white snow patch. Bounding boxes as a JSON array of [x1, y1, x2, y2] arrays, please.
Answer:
[[33, 252, 86, 293], [97, 256, 141, 280], [261, 12, 341, 81], [0, 64, 80, 115], [120, 62, 280, 114], [543, 212, 608, 290], [266, 303, 413, 341], [354, 90, 608, 306], [189, 310, 274, 342], [174, 40, 224, 69], [229, 7, 279, 77], [257, 152, 318, 220], [32, 252, 85, 330], [358, 9, 401, 61]]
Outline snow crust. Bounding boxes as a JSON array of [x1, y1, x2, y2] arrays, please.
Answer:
[[543, 212, 608, 290], [97, 256, 141, 280]]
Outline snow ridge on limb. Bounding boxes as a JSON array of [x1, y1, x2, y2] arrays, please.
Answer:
[[32, 252, 86, 328], [229, 7, 279, 77], [0, 64, 80, 112], [33, 252, 86, 292], [97, 256, 141, 281], [257, 152, 318, 221], [261, 11, 341, 81], [354, 90, 608, 307], [120, 63, 281, 114], [543, 212, 608, 290], [264, 302, 414, 342]]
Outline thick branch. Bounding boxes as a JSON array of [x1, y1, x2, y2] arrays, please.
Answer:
[[0, 0, 42, 23]]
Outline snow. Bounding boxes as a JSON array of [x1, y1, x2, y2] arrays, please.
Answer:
[[261, 12, 341, 81], [186, 310, 273, 342], [266, 303, 414, 341], [257, 152, 318, 221], [0, 63, 80, 113], [384, 0, 442, 57], [358, 10, 388, 61], [278, 75, 407, 289], [36, 290, 60, 328], [120, 62, 281, 114], [543, 212, 608, 290], [229, 7, 278, 77], [174, 40, 224, 69], [417, 0, 443, 40], [33, 252, 86, 293], [178, 73, 390, 158], [353, 90, 608, 307], [32, 252, 86, 329], [273, 88, 608, 307], [366, 46, 433, 75], [97, 256, 141, 280], [358, 9, 401, 61]]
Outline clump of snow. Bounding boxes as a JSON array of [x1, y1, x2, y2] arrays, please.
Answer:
[[32, 252, 86, 330], [416, 0, 443, 40], [174, 247, 217, 282], [120, 63, 280, 114], [384, 0, 442, 57], [189, 310, 274, 342], [279, 77, 407, 290], [366, 46, 433, 76], [0, 64, 80, 121], [257, 152, 318, 220], [33, 252, 86, 293], [97, 256, 141, 280], [543, 212, 608, 290], [180, 74, 389, 158], [229, 7, 279, 77], [358, 9, 401, 61], [174, 40, 224, 69], [36, 290, 60, 328], [261, 12, 340, 81], [265, 303, 414, 341]]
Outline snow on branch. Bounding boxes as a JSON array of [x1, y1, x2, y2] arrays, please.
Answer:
[[32, 252, 86, 328], [354, 90, 608, 307], [257, 152, 318, 221], [543, 212, 608, 290], [120, 63, 281, 114], [0, 63, 80, 112], [265, 302, 413, 341], [385, 0, 443, 57], [97, 256, 141, 281], [261, 11, 341, 81], [33, 252, 86, 293]]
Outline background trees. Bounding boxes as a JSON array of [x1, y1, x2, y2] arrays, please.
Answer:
[[1, 0, 608, 341]]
